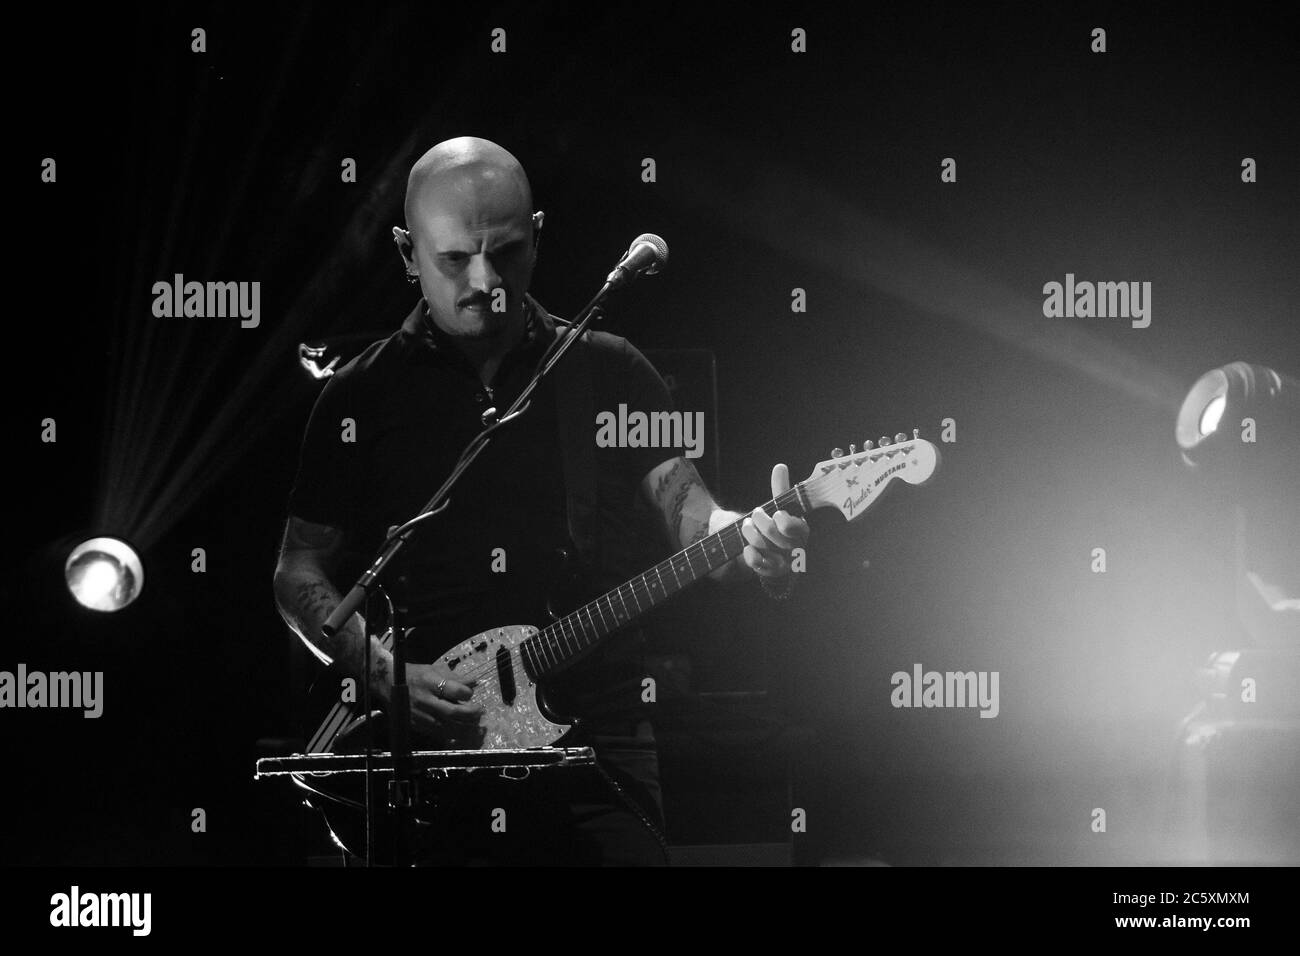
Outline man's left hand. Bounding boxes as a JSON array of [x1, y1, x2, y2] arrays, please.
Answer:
[[741, 464, 810, 578]]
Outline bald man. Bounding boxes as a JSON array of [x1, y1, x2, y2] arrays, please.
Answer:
[[274, 136, 808, 865]]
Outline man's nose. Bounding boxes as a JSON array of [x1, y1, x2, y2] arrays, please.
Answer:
[[467, 253, 502, 294]]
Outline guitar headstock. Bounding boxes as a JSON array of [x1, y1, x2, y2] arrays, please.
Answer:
[[801, 429, 939, 522]]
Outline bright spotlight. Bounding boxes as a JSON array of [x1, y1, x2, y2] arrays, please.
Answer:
[[298, 343, 339, 380], [298, 333, 382, 380], [1198, 394, 1226, 436], [65, 537, 144, 612], [1175, 362, 1300, 468]]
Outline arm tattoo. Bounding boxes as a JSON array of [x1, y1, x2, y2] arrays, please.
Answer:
[[275, 543, 372, 679], [294, 580, 338, 624], [652, 458, 711, 548], [652, 460, 684, 502], [292, 580, 349, 658], [669, 480, 695, 544]]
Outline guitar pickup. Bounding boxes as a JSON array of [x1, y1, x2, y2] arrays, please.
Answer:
[[495, 646, 516, 705]]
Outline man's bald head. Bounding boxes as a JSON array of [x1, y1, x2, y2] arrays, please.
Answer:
[[403, 137, 533, 242], [395, 137, 541, 353]]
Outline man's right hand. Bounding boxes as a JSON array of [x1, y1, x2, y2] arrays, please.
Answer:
[[373, 661, 483, 738]]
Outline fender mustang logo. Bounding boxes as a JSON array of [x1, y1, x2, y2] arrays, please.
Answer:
[[831, 445, 915, 516]]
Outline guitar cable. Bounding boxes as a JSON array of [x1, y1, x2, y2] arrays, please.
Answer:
[[590, 760, 671, 864]]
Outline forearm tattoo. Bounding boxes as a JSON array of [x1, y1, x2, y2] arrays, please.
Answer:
[[292, 579, 348, 658], [653, 458, 713, 549], [294, 579, 337, 623], [285, 577, 370, 676]]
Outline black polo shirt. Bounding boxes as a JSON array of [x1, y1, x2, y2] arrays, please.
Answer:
[[287, 295, 678, 719]]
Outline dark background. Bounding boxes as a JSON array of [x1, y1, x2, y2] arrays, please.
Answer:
[[6, 1, 1297, 865]]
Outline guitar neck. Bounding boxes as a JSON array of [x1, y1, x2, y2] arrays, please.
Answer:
[[521, 483, 809, 679]]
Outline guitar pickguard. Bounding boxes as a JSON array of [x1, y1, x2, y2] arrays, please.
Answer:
[[440, 624, 569, 749], [332, 624, 570, 754]]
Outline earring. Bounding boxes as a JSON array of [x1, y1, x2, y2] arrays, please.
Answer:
[[405, 271, 420, 285]]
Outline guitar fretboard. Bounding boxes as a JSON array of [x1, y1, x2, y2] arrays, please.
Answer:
[[519, 484, 808, 679]]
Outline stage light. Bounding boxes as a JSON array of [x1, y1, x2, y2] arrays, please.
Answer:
[[65, 537, 144, 612], [1172, 363, 1300, 864], [298, 343, 339, 380], [1175, 361, 1300, 468], [1198, 394, 1226, 437], [298, 333, 389, 380]]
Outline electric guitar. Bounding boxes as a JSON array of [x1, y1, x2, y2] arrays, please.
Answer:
[[305, 432, 939, 756]]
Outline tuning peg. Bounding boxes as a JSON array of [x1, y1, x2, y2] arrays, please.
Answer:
[[864, 440, 874, 450], [831, 447, 844, 458], [878, 435, 890, 447], [849, 443, 857, 454], [895, 432, 908, 443], [913, 428, 920, 439]]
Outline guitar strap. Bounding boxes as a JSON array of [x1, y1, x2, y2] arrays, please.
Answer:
[[547, 313, 604, 575]]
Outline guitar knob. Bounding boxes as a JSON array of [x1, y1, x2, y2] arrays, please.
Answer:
[[849, 443, 857, 454], [878, 436, 890, 447], [831, 447, 844, 458], [895, 432, 908, 443], [864, 440, 874, 450]]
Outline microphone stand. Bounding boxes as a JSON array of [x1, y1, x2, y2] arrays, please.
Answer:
[[360, 586, 394, 868], [320, 275, 627, 866]]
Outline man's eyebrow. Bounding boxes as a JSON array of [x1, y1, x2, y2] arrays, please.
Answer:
[[435, 237, 527, 256]]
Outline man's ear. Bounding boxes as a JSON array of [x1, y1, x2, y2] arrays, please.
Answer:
[[531, 210, 545, 252], [392, 226, 415, 266]]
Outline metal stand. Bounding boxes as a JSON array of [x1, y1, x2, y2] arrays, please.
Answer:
[[256, 747, 599, 864]]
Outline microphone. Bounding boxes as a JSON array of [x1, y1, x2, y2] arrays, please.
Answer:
[[605, 234, 668, 289]]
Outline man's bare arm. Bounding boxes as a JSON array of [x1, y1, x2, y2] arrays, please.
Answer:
[[272, 516, 392, 694], [640, 457, 749, 582], [641, 457, 812, 588]]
